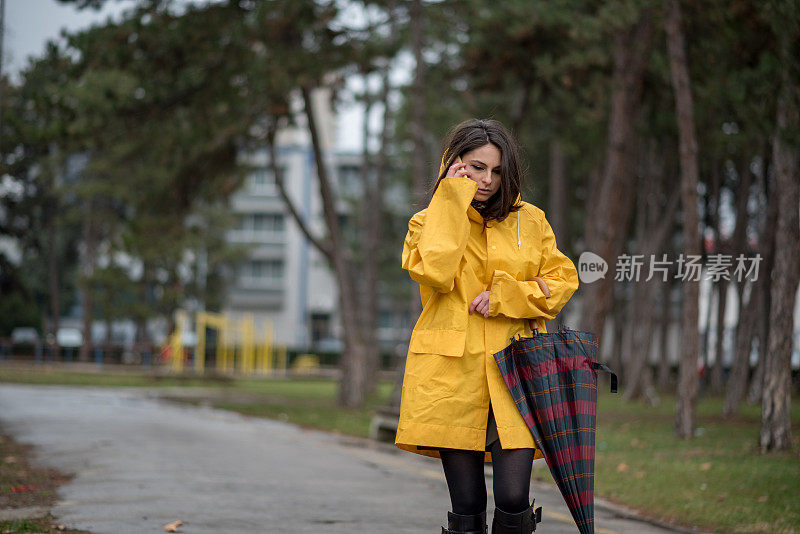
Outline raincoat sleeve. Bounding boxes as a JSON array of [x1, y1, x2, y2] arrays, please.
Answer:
[[401, 177, 479, 293], [487, 214, 579, 321]]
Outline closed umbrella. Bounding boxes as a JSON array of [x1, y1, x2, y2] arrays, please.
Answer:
[[492, 325, 617, 534]]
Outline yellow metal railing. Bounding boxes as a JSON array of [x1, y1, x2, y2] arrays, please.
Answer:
[[165, 310, 288, 376], [292, 353, 320, 374]]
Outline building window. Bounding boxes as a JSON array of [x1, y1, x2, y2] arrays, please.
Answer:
[[234, 213, 285, 242], [252, 213, 285, 232], [249, 165, 286, 195], [239, 259, 284, 288], [379, 310, 394, 329], [310, 312, 331, 344], [337, 164, 362, 196]]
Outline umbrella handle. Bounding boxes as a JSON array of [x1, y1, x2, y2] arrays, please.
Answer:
[[590, 361, 618, 393], [527, 318, 540, 335], [527, 319, 572, 334]]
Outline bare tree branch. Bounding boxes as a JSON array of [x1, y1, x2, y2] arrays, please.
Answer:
[[266, 123, 333, 264]]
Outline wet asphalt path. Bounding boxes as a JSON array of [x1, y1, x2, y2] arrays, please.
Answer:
[[0, 384, 684, 533]]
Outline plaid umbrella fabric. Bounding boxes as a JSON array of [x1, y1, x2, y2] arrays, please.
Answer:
[[492, 326, 617, 534]]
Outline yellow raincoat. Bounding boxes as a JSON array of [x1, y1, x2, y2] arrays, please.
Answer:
[[394, 165, 580, 463]]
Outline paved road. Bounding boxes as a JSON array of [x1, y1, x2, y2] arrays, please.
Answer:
[[0, 384, 683, 533]]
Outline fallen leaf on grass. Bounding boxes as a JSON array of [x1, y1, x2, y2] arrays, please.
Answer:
[[164, 520, 183, 532], [757, 496, 768, 503], [716, 495, 726, 503], [700, 462, 712, 471], [616, 462, 628, 472], [10, 484, 38, 492], [634, 471, 646, 479]]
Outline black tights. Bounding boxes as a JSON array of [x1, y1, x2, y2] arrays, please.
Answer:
[[439, 434, 534, 515]]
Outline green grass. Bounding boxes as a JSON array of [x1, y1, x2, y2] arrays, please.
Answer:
[[0, 519, 49, 533], [589, 390, 800, 534], [0, 366, 236, 388], [2, 365, 798, 533], [214, 400, 381, 437]]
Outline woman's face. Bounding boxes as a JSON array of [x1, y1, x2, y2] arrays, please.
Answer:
[[461, 143, 502, 202]]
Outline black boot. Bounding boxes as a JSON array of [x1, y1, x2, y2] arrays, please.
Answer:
[[441, 510, 488, 534], [490, 500, 542, 533]]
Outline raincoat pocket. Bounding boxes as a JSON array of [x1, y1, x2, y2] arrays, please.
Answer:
[[407, 351, 461, 396], [408, 328, 466, 357]]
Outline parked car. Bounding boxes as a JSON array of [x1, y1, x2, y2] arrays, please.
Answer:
[[56, 327, 83, 348], [11, 327, 40, 345]]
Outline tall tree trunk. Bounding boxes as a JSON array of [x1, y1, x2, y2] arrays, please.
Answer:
[[624, 269, 660, 404], [79, 198, 97, 362], [584, 166, 601, 230], [701, 159, 726, 394], [624, 139, 677, 404], [708, 159, 726, 394], [609, 293, 624, 376], [359, 83, 379, 397], [302, 86, 369, 408], [747, 274, 771, 405], [46, 196, 60, 349], [546, 138, 570, 332], [509, 77, 532, 137], [548, 139, 569, 250], [760, 45, 800, 452], [710, 280, 729, 394], [723, 156, 762, 416], [376, 67, 394, 394], [581, 11, 653, 348], [364, 67, 393, 397], [699, 161, 717, 385], [747, 155, 776, 406], [723, 279, 757, 417], [619, 160, 647, 392], [619, 282, 635, 388], [105, 317, 113, 346], [700, 276, 714, 392], [664, 0, 702, 439], [656, 279, 674, 391], [0, 0, 4, 156], [135, 262, 151, 346]]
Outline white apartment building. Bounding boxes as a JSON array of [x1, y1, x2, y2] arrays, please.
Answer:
[[224, 88, 380, 354]]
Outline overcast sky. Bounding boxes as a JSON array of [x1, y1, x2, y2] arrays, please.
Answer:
[[3, 0, 384, 152], [4, 0, 132, 75]]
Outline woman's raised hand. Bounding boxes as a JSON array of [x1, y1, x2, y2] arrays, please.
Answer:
[[446, 159, 470, 179]]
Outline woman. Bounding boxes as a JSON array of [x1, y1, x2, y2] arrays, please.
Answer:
[[395, 118, 580, 534]]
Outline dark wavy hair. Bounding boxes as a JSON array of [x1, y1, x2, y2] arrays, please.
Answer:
[[426, 118, 525, 227]]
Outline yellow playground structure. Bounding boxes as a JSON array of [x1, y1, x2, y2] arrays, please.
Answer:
[[165, 310, 288, 375]]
